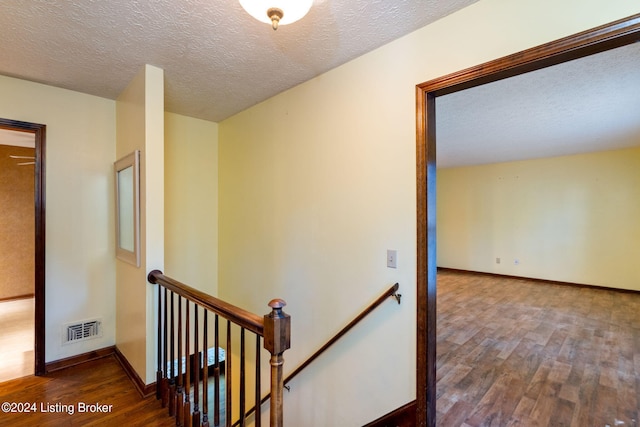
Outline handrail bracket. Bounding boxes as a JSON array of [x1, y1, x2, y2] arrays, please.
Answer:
[[392, 291, 402, 305]]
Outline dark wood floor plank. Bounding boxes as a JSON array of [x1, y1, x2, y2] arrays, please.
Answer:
[[437, 400, 475, 427], [464, 372, 516, 426], [549, 396, 575, 427]]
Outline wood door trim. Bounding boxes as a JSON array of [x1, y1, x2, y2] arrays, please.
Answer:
[[417, 13, 640, 96], [415, 13, 640, 426], [0, 118, 46, 376]]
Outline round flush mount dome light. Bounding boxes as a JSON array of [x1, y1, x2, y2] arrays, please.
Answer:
[[239, 0, 313, 30]]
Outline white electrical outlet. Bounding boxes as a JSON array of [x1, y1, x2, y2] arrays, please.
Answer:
[[496, 257, 501, 264], [387, 250, 397, 268]]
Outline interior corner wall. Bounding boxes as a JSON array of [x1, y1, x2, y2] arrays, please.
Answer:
[[164, 112, 219, 295], [116, 64, 165, 384], [437, 147, 640, 291], [0, 74, 116, 362], [144, 65, 165, 384], [217, 0, 639, 424]]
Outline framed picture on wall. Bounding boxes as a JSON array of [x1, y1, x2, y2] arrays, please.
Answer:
[[114, 150, 140, 267]]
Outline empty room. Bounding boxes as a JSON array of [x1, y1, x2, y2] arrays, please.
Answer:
[[433, 41, 640, 426]]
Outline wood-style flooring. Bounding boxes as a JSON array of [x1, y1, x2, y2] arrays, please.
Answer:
[[2, 272, 638, 426], [0, 355, 175, 426], [0, 297, 34, 382], [0, 354, 231, 426], [436, 270, 640, 427]]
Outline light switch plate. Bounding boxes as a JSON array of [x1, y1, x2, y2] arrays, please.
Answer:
[[387, 250, 397, 268]]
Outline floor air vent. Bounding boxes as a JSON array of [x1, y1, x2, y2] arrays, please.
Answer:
[[63, 319, 102, 344]]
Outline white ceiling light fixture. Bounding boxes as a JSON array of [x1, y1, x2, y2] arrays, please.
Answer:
[[239, 0, 313, 30]]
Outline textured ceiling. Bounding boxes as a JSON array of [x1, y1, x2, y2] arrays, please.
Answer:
[[0, 0, 478, 122], [437, 41, 640, 168], [3, 1, 637, 167]]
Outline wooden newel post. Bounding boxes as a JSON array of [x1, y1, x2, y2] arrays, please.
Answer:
[[263, 298, 291, 427]]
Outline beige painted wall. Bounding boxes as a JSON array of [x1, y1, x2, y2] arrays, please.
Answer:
[[0, 0, 637, 417], [0, 145, 35, 300], [218, 0, 640, 424], [0, 71, 204, 380], [116, 64, 165, 384], [438, 147, 640, 290], [165, 112, 218, 295], [0, 74, 116, 362]]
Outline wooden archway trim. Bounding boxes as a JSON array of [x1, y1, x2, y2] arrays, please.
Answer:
[[415, 13, 640, 427], [0, 118, 46, 376]]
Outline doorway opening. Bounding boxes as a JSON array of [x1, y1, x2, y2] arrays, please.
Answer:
[[0, 118, 46, 377], [415, 13, 640, 426]]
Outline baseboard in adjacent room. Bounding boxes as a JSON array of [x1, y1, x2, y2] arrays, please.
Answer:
[[437, 267, 640, 294], [0, 293, 35, 303], [45, 345, 156, 398], [45, 346, 115, 373]]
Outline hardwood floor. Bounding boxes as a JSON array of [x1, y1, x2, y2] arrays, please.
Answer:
[[436, 270, 640, 427], [0, 298, 34, 382], [0, 353, 232, 426], [0, 355, 175, 426]]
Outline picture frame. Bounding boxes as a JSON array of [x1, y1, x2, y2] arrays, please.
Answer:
[[114, 150, 140, 267]]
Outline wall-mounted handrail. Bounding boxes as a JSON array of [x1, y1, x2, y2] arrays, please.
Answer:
[[233, 282, 401, 426], [283, 282, 400, 387], [148, 269, 264, 335]]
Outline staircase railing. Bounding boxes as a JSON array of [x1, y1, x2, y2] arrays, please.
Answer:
[[148, 270, 291, 427], [233, 282, 401, 426]]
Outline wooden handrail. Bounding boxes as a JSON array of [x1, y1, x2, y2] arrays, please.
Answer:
[[233, 282, 401, 426], [150, 270, 290, 427], [283, 282, 400, 386], [148, 269, 264, 336]]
